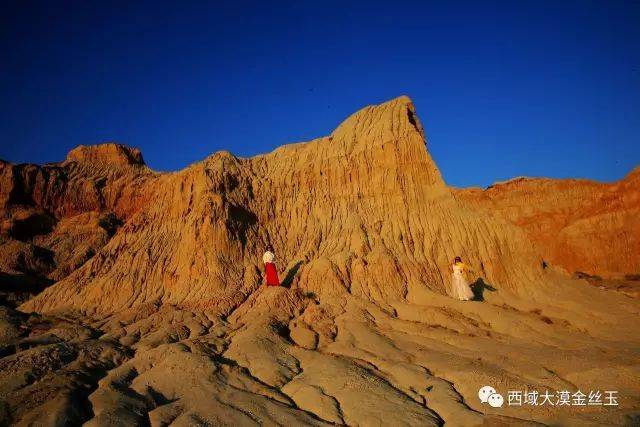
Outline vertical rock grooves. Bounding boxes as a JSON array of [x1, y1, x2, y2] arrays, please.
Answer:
[[2, 96, 638, 426], [19, 96, 546, 314]]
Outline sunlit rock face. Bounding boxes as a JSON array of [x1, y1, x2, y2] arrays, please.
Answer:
[[456, 167, 640, 279], [0, 97, 638, 426], [18, 96, 548, 314]]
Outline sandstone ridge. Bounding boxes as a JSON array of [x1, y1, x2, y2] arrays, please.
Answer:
[[456, 168, 640, 278], [65, 143, 145, 166], [19, 96, 548, 314], [0, 97, 638, 426], [7, 96, 639, 315]]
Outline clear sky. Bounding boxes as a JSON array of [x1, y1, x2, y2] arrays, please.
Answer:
[[1, 1, 639, 187]]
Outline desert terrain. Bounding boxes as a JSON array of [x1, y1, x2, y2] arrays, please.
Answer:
[[1, 96, 639, 426]]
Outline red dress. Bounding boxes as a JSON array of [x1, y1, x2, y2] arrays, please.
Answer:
[[265, 262, 280, 286]]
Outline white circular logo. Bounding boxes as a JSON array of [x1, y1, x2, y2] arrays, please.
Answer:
[[478, 385, 496, 403], [488, 392, 504, 408]]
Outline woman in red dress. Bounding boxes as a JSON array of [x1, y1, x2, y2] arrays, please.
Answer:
[[263, 250, 280, 286]]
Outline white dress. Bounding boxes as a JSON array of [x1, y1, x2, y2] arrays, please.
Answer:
[[451, 263, 474, 301]]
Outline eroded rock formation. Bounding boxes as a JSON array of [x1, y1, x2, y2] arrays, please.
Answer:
[[456, 169, 640, 279], [0, 143, 155, 305], [1, 97, 638, 426], [20, 97, 549, 314]]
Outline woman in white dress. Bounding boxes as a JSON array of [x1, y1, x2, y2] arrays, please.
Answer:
[[450, 256, 474, 301]]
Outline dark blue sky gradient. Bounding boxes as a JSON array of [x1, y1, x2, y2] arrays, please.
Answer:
[[1, 1, 639, 187]]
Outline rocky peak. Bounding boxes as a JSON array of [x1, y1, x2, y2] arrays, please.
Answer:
[[65, 143, 145, 167], [331, 95, 425, 145]]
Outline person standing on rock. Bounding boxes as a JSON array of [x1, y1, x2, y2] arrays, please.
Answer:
[[263, 249, 280, 286], [450, 256, 474, 301]]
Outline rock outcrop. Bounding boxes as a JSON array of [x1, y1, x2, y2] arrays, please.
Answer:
[[65, 143, 145, 167], [0, 148, 155, 305], [20, 96, 547, 314], [1, 97, 639, 426], [456, 168, 640, 278]]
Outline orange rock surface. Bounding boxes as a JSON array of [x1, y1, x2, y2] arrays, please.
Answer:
[[19, 97, 550, 314], [456, 168, 640, 278], [0, 97, 638, 426]]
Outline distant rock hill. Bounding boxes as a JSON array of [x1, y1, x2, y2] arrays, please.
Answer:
[[0, 96, 636, 314], [65, 143, 145, 166], [456, 167, 640, 279]]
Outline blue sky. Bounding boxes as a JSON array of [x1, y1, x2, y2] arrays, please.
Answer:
[[1, 0, 638, 187]]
